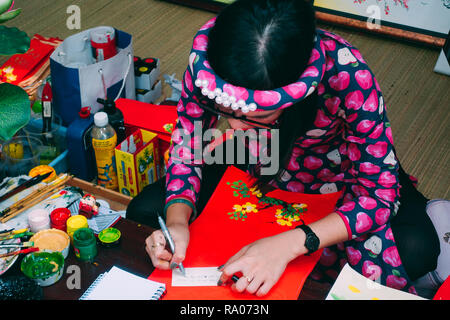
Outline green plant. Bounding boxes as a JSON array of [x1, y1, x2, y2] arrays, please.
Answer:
[[0, 83, 30, 141], [0, 0, 29, 55], [0, 0, 31, 141]]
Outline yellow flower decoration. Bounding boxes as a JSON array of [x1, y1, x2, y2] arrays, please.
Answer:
[[249, 187, 262, 198], [275, 208, 284, 217], [163, 123, 174, 134], [232, 204, 243, 212], [1, 66, 17, 82], [276, 218, 293, 227], [242, 202, 258, 213]]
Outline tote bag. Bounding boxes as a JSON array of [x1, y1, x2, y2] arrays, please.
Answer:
[[50, 27, 135, 125]]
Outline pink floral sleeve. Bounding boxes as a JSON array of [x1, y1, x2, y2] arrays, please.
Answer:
[[165, 68, 212, 215], [333, 62, 401, 240]]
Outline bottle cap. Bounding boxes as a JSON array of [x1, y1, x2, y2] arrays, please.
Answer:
[[79, 107, 91, 119], [97, 98, 116, 114], [94, 112, 108, 127]]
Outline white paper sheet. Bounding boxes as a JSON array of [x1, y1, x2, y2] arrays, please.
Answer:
[[326, 263, 427, 300], [172, 267, 222, 287]]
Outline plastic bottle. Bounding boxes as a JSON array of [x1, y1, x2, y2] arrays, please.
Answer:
[[91, 112, 118, 190], [97, 98, 126, 144]]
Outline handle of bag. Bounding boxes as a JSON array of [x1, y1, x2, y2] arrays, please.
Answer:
[[98, 52, 133, 102]]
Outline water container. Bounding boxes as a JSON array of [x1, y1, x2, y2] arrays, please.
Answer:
[[91, 112, 118, 190], [97, 98, 126, 144], [66, 107, 96, 181]]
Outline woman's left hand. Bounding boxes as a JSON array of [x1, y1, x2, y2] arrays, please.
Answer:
[[217, 229, 305, 296]]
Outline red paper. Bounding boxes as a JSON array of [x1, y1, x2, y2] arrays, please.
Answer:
[[0, 34, 60, 85], [115, 98, 177, 140], [433, 276, 450, 300], [149, 166, 341, 300]]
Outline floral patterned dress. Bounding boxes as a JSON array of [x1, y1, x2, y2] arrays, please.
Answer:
[[164, 24, 417, 294]]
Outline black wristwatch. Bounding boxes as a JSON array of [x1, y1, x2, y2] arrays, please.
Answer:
[[295, 224, 320, 255]]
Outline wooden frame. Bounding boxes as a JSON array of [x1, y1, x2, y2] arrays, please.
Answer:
[[313, 1, 448, 48], [66, 176, 132, 211], [162, 0, 448, 48]]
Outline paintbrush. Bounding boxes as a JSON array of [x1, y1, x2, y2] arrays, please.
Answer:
[[0, 241, 34, 249], [0, 232, 34, 241], [0, 174, 72, 223], [0, 228, 29, 237], [0, 241, 34, 248], [0, 174, 69, 218], [0, 247, 39, 259], [0, 172, 51, 203]]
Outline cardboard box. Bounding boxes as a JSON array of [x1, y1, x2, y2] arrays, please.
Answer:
[[134, 57, 160, 90], [115, 129, 161, 197], [115, 99, 178, 180], [136, 79, 162, 104]]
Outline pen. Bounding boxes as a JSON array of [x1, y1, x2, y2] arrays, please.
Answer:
[[157, 212, 186, 276]]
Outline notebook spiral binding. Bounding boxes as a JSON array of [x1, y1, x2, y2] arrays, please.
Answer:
[[79, 273, 107, 300], [151, 287, 167, 300]]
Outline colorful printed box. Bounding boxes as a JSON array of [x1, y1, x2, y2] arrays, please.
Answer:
[[115, 129, 161, 197]]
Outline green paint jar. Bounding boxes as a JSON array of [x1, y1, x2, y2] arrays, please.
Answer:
[[73, 228, 97, 262]]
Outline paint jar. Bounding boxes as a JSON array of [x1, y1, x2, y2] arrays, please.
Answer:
[[29, 165, 57, 183], [73, 228, 97, 262], [90, 26, 116, 61], [98, 227, 121, 247], [66, 215, 88, 244], [50, 208, 72, 232], [28, 209, 51, 233]]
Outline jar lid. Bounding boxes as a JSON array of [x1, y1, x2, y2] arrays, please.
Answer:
[[50, 208, 71, 224], [98, 227, 121, 245], [73, 228, 95, 245], [28, 165, 56, 183], [66, 215, 88, 229]]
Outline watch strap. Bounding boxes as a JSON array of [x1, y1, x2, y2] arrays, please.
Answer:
[[295, 224, 320, 255]]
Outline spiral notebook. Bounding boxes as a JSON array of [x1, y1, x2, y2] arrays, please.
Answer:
[[80, 266, 166, 300]]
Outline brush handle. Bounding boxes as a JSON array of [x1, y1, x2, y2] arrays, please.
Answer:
[[0, 247, 39, 258], [0, 175, 72, 223]]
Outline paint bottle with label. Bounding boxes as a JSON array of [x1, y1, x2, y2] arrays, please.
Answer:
[[91, 112, 118, 190]]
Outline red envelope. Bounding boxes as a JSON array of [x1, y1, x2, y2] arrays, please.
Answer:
[[433, 276, 450, 300], [149, 166, 342, 300]]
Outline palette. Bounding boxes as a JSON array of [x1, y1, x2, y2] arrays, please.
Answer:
[[0, 238, 21, 276]]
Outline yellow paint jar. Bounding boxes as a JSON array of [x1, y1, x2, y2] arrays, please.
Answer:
[[66, 215, 88, 244]]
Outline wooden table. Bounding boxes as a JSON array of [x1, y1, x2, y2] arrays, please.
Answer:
[[5, 177, 330, 300]]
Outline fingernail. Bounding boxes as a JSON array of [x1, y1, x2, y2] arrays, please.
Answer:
[[217, 279, 223, 286], [170, 262, 178, 269], [217, 264, 224, 270]]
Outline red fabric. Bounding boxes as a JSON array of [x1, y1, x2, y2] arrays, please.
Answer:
[[149, 166, 341, 300], [115, 99, 177, 140], [0, 35, 60, 85], [433, 276, 450, 300]]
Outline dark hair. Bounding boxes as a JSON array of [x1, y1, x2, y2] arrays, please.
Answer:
[[207, 0, 318, 187]]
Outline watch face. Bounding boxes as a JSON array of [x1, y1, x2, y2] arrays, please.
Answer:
[[306, 234, 320, 252]]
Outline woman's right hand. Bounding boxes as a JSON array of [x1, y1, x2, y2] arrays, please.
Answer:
[[145, 202, 192, 270]]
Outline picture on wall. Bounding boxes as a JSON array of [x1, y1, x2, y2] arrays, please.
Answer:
[[162, 0, 449, 47], [314, 0, 450, 47]]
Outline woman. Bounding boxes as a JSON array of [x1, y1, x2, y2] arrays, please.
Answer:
[[127, 0, 448, 298]]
